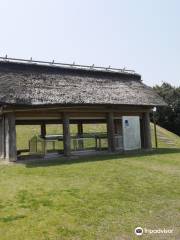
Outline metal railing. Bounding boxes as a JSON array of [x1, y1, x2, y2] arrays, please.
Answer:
[[0, 55, 136, 74]]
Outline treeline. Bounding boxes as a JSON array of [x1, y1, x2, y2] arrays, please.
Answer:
[[153, 83, 180, 136]]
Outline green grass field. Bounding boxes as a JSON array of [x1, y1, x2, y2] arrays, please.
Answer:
[[0, 124, 180, 239]]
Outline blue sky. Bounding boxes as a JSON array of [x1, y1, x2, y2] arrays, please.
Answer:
[[0, 0, 179, 86]]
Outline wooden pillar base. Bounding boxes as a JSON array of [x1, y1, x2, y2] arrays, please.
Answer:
[[141, 112, 152, 150], [4, 113, 17, 162], [77, 122, 84, 150], [63, 113, 71, 156], [41, 123, 46, 138], [1, 113, 17, 162], [107, 112, 116, 152], [114, 119, 122, 135]]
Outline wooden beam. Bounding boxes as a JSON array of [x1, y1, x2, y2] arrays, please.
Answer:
[[3, 104, 152, 112], [141, 112, 152, 150], [4, 105, 152, 115], [107, 112, 116, 152], [63, 113, 71, 156], [16, 119, 107, 125], [4, 113, 17, 161]]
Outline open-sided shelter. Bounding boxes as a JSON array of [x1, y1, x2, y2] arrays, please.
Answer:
[[0, 58, 166, 161]]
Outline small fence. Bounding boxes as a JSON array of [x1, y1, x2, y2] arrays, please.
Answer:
[[71, 133, 108, 151], [29, 133, 123, 155], [114, 135, 123, 150], [29, 135, 63, 155]]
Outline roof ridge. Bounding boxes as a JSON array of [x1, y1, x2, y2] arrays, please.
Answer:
[[0, 56, 138, 76]]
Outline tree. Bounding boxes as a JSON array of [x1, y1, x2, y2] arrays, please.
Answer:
[[153, 83, 180, 136]]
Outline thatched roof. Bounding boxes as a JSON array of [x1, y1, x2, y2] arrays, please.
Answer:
[[0, 60, 166, 106]]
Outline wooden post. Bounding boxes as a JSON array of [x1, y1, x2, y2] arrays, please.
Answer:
[[0, 116, 5, 159], [114, 119, 122, 135], [142, 112, 152, 150], [107, 112, 116, 152], [4, 113, 17, 161], [77, 122, 84, 150], [63, 113, 71, 156], [41, 123, 46, 138], [152, 112, 158, 148], [140, 118, 145, 149]]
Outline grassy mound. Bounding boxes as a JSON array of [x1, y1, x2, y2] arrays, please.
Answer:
[[151, 123, 180, 148]]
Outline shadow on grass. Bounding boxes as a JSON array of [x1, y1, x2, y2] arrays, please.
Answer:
[[22, 148, 180, 168]]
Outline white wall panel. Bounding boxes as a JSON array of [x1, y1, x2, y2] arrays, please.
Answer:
[[122, 116, 141, 150]]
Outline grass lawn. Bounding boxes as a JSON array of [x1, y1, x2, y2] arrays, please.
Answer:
[[0, 125, 180, 239], [0, 149, 179, 240]]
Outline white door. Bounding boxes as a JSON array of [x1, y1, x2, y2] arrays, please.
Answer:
[[122, 116, 141, 150]]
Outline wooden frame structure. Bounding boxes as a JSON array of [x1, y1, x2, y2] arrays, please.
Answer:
[[0, 58, 166, 162], [0, 104, 152, 161]]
